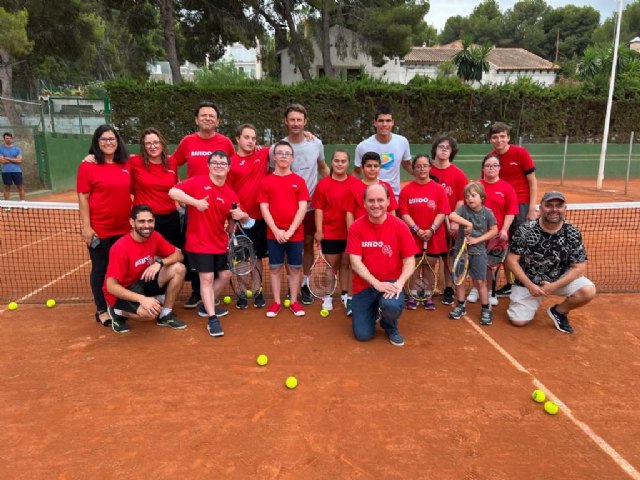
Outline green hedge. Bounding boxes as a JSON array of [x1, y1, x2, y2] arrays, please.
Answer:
[[105, 79, 640, 145]]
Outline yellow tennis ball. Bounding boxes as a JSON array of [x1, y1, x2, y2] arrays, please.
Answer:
[[256, 354, 268, 366], [285, 376, 298, 389], [532, 389, 546, 403], [320, 309, 329, 317], [283, 299, 291, 308], [46, 299, 56, 308], [223, 296, 231, 304], [246, 290, 253, 298], [8, 301, 18, 311], [544, 401, 559, 415]]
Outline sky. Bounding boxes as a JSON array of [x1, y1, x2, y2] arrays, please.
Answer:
[[425, 0, 620, 32]]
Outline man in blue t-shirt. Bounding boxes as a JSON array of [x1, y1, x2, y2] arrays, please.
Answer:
[[0, 132, 25, 200]]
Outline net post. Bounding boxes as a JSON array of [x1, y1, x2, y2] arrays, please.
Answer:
[[625, 131, 634, 196], [561, 135, 568, 186]]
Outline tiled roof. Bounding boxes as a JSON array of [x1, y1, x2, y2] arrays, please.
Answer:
[[403, 46, 558, 71]]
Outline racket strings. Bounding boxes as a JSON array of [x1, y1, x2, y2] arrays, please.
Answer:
[[228, 236, 256, 275], [308, 261, 337, 297], [231, 269, 262, 299]]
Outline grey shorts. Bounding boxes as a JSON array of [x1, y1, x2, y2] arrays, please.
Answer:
[[468, 252, 488, 281]]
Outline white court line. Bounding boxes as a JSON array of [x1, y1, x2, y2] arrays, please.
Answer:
[[464, 316, 640, 480], [0, 230, 76, 258]]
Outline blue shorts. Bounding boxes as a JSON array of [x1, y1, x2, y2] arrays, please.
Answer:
[[267, 240, 303, 268], [2, 172, 23, 186]]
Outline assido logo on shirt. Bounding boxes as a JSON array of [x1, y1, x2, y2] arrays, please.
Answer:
[[361, 241, 393, 258], [134, 255, 153, 268]]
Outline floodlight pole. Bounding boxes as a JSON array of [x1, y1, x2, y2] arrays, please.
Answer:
[[597, 0, 624, 190]]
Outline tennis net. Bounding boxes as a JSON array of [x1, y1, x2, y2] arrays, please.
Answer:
[[1, 200, 639, 304]]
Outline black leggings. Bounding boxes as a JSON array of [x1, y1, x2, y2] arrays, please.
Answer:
[[88, 235, 122, 312]]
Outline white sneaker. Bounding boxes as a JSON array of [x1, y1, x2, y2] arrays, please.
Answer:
[[489, 296, 499, 306], [322, 295, 333, 311], [340, 294, 348, 309], [466, 288, 479, 303]]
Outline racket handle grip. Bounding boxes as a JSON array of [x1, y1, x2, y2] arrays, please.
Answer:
[[231, 202, 237, 209]]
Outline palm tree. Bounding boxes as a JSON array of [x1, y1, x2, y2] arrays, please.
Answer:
[[453, 37, 491, 83]]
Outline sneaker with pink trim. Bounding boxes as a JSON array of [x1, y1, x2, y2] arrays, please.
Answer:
[[289, 301, 305, 317], [266, 302, 281, 318]]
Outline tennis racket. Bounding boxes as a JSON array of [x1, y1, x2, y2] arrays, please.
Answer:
[[230, 266, 262, 300], [450, 225, 469, 286], [227, 203, 256, 276], [308, 243, 338, 299], [487, 237, 509, 301], [405, 240, 439, 301]]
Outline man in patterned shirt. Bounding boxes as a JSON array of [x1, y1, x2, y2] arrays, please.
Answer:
[[504, 191, 596, 334]]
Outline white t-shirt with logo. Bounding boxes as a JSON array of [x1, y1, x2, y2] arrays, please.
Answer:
[[355, 134, 411, 198]]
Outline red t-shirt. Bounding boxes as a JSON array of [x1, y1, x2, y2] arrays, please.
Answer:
[[398, 180, 451, 254], [258, 173, 310, 242], [76, 162, 131, 238], [480, 179, 519, 232], [228, 147, 270, 220], [311, 175, 354, 241], [429, 164, 468, 212], [173, 175, 239, 254], [346, 214, 418, 295], [129, 154, 179, 215], [103, 231, 176, 307], [346, 178, 398, 220], [489, 145, 535, 204], [173, 132, 235, 179]]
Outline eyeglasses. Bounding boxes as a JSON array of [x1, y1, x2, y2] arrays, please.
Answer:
[[99, 137, 117, 143], [274, 152, 293, 158], [144, 141, 161, 147], [414, 165, 430, 170], [437, 145, 451, 150], [209, 162, 229, 167], [483, 164, 500, 169]]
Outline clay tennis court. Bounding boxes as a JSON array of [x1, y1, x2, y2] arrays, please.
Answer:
[[2, 181, 639, 479]]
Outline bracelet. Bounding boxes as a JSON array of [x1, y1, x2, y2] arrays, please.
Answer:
[[411, 224, 420, 233], [429, 226, 436, 234]]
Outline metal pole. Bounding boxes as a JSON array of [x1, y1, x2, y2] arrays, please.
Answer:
[[597, 0, 624, 190], [561, 135, 568, 186], [625, 131, 634, 195]]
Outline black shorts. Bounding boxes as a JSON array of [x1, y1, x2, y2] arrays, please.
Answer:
[[321, 239, 347, 255], [187, 252, 229, 274], [2, 172, 23, 186], [154, 210, 182, 248], [509, 203, 529, 237], [244, 219, 268, 259], [113, 278, 165, 314]]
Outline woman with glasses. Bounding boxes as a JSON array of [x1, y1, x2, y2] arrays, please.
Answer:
[[129, 127, 181, 247], [465, 153, 519, 305], [399, 154, 450, 310], [429, 135, 469, 306], [77, 124, 131, 327]]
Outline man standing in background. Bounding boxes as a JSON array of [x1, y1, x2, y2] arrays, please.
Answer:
[[0, 132, 25, 201]]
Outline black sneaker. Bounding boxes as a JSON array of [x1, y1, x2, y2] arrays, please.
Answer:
[[184, 291, 202, 309], [108, 306, 130, 334], [480, 308, 493, 326], [300, 284, 314, 305], [448, 304, 466, 320], [387, 329, 405, 346], [157, 312, 187, 330], [442, 287, 455, 305], [547, 305, 574, 334], [198, 304, 229, 317], [495, 284, 512, 298], [253, 292, 266, 308], [207, 316, 224, 337], [236, 297, 248, 309]]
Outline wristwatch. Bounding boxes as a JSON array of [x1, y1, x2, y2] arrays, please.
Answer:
[[156, 259, 164, 266]]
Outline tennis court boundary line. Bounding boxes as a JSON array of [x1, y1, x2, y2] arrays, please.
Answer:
[[463, 316, 640, 480]]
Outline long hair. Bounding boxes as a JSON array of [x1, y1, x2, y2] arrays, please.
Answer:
[[89, 124, 129, 164], [139, 127, 169, 170]]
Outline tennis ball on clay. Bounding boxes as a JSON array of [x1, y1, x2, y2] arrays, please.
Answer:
[[531, 389, 546, 403], [8, 301, 18, 311], [46, 299, 56, 308], [285, 376, 298, 389], [256, 354, 268, 366], [320, 309, 330, 317], [246, 290, 253, 298], [283, 299, 291, 308], [223, 295, 231, 304], [544, 401, 559, 415]]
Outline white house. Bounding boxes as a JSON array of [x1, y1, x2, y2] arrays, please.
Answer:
[[218, 41, 263, 79], [630, 37, 640, 53], [279, 28, 559, 86], [147, 61, 201, 83]]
